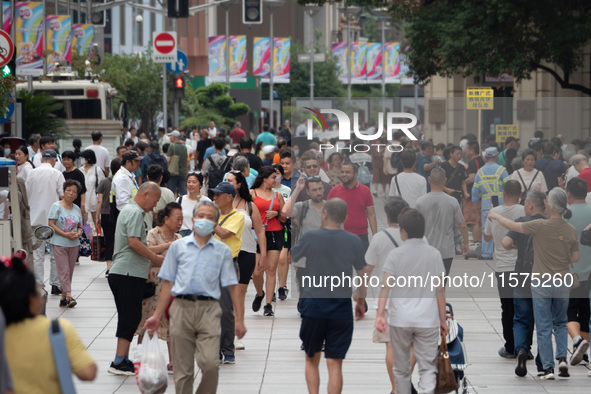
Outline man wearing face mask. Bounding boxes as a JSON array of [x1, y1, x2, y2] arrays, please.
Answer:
[[145, 200, 246, 394]]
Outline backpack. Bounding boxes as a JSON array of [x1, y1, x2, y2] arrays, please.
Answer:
[[149, 153, 170, 181], [390, 151, 402, 173], [356, 162, 373, 185], [207, 156, 231, 191]]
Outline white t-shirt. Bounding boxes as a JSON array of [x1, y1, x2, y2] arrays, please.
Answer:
[[237, 208, 256, 253], [484, 204, 525, 271], [84, 144, 110, 173], [33, 154, 65, 172], [565, 165, 579, 184], [365, 227, 403, 309], [383, 238, 445, 328], [25, 163, 65, 226], [272, 184, 291, 201], [177, 194, 211, 231], [510, 168, 548, 194], [389, 172, 427, 208]]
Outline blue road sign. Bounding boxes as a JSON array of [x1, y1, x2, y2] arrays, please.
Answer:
[[166, 50, 188, 74], [0, 94, 14, 125]]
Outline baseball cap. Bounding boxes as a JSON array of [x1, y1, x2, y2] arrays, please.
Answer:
[[505, 136, 519, 145], [210, 181, 236, 197], [122, 150, 144, 162], [42, 149, 57, 159], [167, 130, 181, 138], [484, 147, 499, 157], [262, 145, 276, 155]]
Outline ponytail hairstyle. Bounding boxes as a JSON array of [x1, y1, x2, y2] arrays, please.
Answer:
[[0, 256, 38, 325], [228, 170, 252, 202], [547, 187, 572, 219]]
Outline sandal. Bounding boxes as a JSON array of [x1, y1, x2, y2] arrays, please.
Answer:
[[59, 298, 70, 307], [67, 297, 77, 308]]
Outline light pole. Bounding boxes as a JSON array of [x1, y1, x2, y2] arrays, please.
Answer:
[[134, 12, 143, 55], [264, 0, 285, 131], [341, 6, 360, 102], [219, 0, 238, 88], [303, 3, 322, 109]]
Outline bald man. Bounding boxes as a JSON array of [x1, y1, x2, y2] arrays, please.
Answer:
[[107, 182, 164, 375]]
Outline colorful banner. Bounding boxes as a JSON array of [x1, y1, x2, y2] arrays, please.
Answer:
[[2, 1, 11, 33], [208, 35, 247, 82], [71, 24, 94, 57], [332, 42, 348, 83], [15, 2, 43, 76], [398, 52, 414, 85], [383, 42, 400, 84], [349, 42, 367, 84], [366, 42, 382, 84], [46, 15, 71, 73], [272, 37, 290, 84], [253, 37, 270, 79]]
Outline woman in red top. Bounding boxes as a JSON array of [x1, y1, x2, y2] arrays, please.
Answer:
[[250, 166, 286, 317]]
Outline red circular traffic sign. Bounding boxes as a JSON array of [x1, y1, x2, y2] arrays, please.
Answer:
[[154, 32, 175, 55], [0, 30, 14, 68]]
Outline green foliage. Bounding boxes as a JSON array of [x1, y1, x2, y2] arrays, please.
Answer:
[[401, 0, 591, 95], [180, 83, 249, 130], [98, 51, 163, 132], [16, 90, 69, 140], [0, 77, 12, 119]]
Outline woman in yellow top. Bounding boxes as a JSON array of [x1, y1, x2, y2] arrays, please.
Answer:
[[0, 257, 96, 393]]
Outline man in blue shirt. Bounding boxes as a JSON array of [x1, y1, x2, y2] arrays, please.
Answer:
[[534, 141, 568, 191], [291, 198, 370, 394], [256, 125, 278, 147], [144, 200, 246, 394]]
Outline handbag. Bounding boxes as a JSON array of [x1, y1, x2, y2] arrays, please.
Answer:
[[559, 235, 580, 289], [169, 144, 180, 176], [78, 232, 92, 257], [48, 319, 77, 394], [81, 218, 93, 238], [435, 339, 458, 393], [91, 227, 106, 262]]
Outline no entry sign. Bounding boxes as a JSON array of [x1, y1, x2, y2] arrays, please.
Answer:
[[152, 32, 177, 63], [0, 30, 14, 68]]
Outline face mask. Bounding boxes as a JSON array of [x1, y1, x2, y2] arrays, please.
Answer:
[[193, 218, 215, 236], [294, 149, 300, 157], [80, 158, 86, 166], [4, 149, 10, 156]]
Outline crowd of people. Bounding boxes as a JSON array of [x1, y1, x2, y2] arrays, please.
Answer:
[[1, 120, 591, 393]]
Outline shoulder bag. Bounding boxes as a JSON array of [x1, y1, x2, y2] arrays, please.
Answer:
[[48, 319, 77, 394], [169, 144, 180, 176]]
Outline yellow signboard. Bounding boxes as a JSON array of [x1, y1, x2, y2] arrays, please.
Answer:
[[466, 87, 494, 110], [495, 124, 519, 143]]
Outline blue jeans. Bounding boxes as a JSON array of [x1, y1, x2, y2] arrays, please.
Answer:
[[480, 210, 493, 258], [513, 285, 534, 354], [531, 284, 570, 369]]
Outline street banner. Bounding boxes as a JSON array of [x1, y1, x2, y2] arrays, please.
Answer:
[[272, 37, 290, 83], [332, 42, 348, 82], [15, 1, 43, 76], [2, 2, 10, 33], [398, 51, 414, 85], [466, 87, 494, 110], [253, 37, 270, 79], [208, 35, 247, 82], [495, 124, 519, 143], [366, 42, 382, 84], [383, 42, 400, 84], [349, 42, 366, 84], [46, 15, 71, 73], [71, 24, 94, 57]]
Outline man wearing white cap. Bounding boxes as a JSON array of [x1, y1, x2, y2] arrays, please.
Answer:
[[166, 130, 188, 197], [471, 147, 510, 259]]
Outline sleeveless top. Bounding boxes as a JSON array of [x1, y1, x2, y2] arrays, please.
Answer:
[[253, 191, 283, 232], [237, 208, 256, 253]]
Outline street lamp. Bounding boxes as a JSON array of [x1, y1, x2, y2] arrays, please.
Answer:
[[340, 6, 361, 102], [264, 0, 285, 131], [219, 0, 240, 87], [303, 3, 323, 109], [133, 9, 143, 55]]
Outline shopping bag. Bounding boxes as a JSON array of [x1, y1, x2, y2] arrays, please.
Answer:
[[78, 232, 92, 257], [81, 219, 93, 237], [138, 332, 168, 394], [91, 228, 106, 262], [435, 339, 458, 393]]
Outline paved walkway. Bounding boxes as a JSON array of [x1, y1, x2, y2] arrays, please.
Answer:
[[38, 197, 590, 393]]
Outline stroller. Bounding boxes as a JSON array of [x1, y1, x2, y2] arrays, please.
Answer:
[[445, 303, 468, 394]]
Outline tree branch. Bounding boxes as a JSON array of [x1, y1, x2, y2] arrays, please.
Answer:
[[532, 62, 591, 96]]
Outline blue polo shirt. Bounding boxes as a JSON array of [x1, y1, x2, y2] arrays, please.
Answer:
[[159, 234, 237, 299], [534, 156, 568, 191]]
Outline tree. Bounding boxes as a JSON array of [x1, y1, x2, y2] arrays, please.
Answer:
[[180, 83, 250, 130], [16, 90, 68, 140], [98, 52, 163, 132], [400, 0, 591, 95]]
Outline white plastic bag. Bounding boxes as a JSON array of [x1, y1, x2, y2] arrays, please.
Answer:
[[138, 333, 168, 394]]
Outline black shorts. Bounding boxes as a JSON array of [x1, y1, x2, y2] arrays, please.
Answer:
[[299, 316, 354, 359], [237, 251, 256, 285], [256, 230, 285, 252], [108, 273, 146, 342], [567, 280, 591, 332]]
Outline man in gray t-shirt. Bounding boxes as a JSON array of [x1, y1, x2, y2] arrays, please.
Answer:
[[416, 167, 469, 274]]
